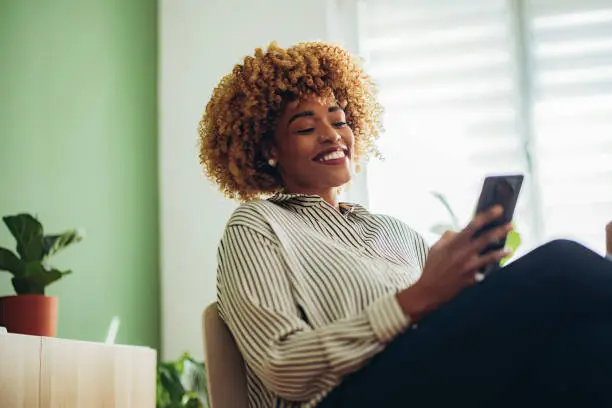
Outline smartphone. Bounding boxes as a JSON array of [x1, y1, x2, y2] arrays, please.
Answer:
[[473, 174, 524, 274]]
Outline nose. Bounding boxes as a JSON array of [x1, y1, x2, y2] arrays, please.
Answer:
[[318, 123, 341, 143]]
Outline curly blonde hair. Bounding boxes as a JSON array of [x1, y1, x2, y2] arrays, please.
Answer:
[[198, 41, 383, 202]]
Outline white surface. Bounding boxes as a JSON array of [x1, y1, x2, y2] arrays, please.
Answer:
[[159, 0, 342, 360]]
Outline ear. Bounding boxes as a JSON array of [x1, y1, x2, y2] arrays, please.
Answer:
[[269, 145, 278, 161], [261, 137, 278, 161]]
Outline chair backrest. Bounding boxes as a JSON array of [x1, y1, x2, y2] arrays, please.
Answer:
[[606, 221, 611, 256], [202, 302, 248, 408]]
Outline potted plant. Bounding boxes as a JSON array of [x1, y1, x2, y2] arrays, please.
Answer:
[[157, 352, 209, 408], [0, 213, 83, 336]]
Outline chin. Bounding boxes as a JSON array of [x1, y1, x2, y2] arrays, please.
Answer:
[[324, 170, 352, 188]]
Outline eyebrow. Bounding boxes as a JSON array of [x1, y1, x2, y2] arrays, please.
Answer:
[[287, 106, 343, 127]]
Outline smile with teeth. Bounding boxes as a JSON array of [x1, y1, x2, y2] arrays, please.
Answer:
[[318, 150, 347, 162]]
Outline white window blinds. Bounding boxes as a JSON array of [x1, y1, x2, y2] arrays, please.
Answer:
[[528, 0, 612, 252], [354, 0, 612, 253]]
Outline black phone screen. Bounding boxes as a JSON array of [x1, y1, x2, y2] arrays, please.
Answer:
[[473, 174, 524, 273]]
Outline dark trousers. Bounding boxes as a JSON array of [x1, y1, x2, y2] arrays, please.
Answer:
[[318, 240, 612, 407]]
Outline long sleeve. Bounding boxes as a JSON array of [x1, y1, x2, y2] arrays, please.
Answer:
[[216, 224, 410, 402], [411, 225, 430, 270]]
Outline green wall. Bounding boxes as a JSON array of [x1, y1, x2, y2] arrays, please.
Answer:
[[0, 1, 159, 349]]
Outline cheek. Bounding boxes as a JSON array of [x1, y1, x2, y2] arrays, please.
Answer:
[[344, 128, 355, 148], [285, 137, 317, 160]]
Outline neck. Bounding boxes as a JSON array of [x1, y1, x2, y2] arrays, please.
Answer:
[[283, 186, 339, 210]]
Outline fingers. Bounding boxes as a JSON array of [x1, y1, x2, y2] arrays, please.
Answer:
[[441, 230, 457, 241], [457, 205, 504, 243], [431, 230, 457, 251], [464, 248, 510, 273], [471, 223, 513, 253]]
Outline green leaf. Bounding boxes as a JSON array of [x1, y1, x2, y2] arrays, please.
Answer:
[[173, 358, 186, 375], [184, 357, 208, 398], [2, 214, 44, 261], [182, 394, 203, 408], [0, 247, 24, 275], [156, 370, 173, 407], [501, 228, 521, 266], [157, 353, 209, 408], [159, 364, 186, 403], [11, 262, 71, 295], [42, 229, 84, 258], [11, 277, 42, 295]]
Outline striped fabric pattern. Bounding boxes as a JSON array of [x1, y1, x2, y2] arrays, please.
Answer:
[[216, 193, 429, 407]]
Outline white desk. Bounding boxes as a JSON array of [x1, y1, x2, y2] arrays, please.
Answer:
[[0, 333, 156, 408]]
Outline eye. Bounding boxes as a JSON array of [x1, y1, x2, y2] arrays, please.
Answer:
[[296, 128, 315, 134], [333, 121, 347, 128]]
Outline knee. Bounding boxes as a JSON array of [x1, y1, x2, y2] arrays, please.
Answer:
[[514, 240, 587, 288], [533, 239, 592, 267], [541, 239, 585, 254]]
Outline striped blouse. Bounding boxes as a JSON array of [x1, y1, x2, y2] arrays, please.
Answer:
[[216, 193, 430, 407]]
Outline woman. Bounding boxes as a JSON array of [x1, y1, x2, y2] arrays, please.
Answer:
[[198, 41, 612, 407]]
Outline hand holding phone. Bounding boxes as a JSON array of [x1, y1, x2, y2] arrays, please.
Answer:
[[402, 202, 516, 319], [473, 174, 523, 274]]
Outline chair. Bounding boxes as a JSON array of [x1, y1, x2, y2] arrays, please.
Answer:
[[606, 221, 612, 259], [202, 302, 248, 408]]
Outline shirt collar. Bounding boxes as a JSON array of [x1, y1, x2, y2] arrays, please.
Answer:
[[268, 192, 322, 207], [267, 192, 368, 215]]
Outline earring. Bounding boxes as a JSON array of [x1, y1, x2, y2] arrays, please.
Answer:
[[268, 158, 277, 167]]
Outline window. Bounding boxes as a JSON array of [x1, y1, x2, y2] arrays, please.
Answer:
[[349, 0, 612, 254]]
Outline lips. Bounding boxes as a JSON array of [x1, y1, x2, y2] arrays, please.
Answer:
[[313, 146, 350, 162]]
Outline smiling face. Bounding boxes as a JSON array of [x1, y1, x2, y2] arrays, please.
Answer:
[[269, 96, 355, 196]]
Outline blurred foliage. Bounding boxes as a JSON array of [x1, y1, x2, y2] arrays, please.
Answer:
[[157, 352, 209, 408]]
